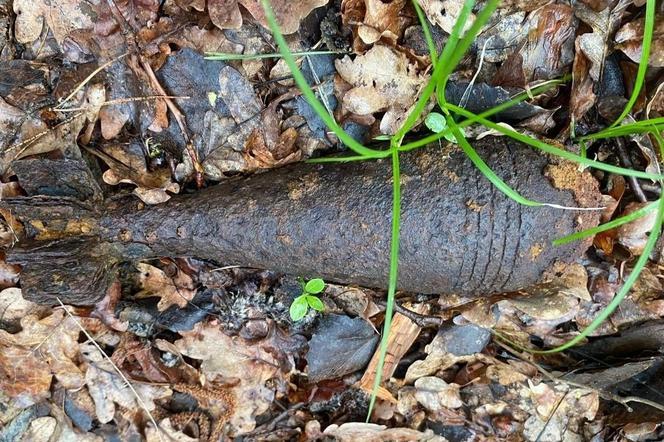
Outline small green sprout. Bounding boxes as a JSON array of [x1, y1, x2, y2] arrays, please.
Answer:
[[425, 112, 463, 143], [289, 278, 326, 321]]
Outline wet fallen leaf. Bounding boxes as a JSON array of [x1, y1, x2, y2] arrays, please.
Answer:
[[80, 343, 172, 424], [617, 202, 658, 255], [335, 45, 427, 134], [306, 314, 378, 382], [615, 13, 664, 67], [136, 262, 196, 311], [13, 0, 94, 46], [323, 422, 446, 441], [174, 320, 290, 434], [210, 0, 329, 35], [495, 4, 576, 85]]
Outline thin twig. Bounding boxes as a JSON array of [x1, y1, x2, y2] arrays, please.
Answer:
[[615, 138, 648, 203], [377, 300, 443, 328], [496, 341, 664, 414], [56, 298, 165, 442], [54, 53, 129, 110], [55, 95, 191, 112]]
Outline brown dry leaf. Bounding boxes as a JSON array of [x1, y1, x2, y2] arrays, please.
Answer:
[[0, 288, 49, 328], [350, 0, 409, 47], [617, 202, 658, 255], [419, 0, 475, 34], [335, 45, 427, 134], [523, 382, 599, 441], [0, 310, 85, 392], [209, 0, 329, 34], [80, 343, 172, 424], [413, 376, 463, 411], [136, 263, 196, 311], [0, 345, 52, 408], [570, 36, 597, 127], [174, 320, 289, 434], [13, 0, 95, 46], [98, 142, 180, 205], [615, 13, 664, 67], [145, 418, 198, 442], [0, 96, 86, 174], [323, 423, 446, 441]]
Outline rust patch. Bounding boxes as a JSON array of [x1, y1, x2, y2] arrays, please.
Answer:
[[466, 199, 485, 212], [288, 172, 321, 201]]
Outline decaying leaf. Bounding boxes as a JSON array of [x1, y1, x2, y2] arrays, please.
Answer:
[[174, 320, 289, 434], [413, 376, 463, 411], [615, 13, 664, 67], [136, 263, 196, 311], [306, 314, 378, 382], [495, 4, 577, 85], [323, 423, 446, 441], [81, 343, 172, 424], [97, 141, 180, 205], [209, 0, 329, 34], [418, 0, 475, 34], [0, 310, 85, 395], [335, 45, 427, 134], [523, 382, 599, 442], [13, 0, 95, 45], [617, 202, 658, 255]]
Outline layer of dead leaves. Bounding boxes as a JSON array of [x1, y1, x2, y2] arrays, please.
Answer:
[[2, 0, 664, 440]]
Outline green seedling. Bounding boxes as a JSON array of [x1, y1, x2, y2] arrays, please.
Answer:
[[289, 278, 326, 321], [425, 112, 463, 143]]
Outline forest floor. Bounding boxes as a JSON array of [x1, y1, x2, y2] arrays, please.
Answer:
[[1, 0, 664, 441]]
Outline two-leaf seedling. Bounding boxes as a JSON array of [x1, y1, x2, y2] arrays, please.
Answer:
[[425, 112, 464, 143], [289, 278, 325, 321]]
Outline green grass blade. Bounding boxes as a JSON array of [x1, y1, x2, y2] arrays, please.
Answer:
[[400, 79, 567, 152], [444, 103, 664, 180], [553, 200, 658, 246], [447, 115, 541, 207], [307, 155, 377, 164], [205, 50, 343, 61], [391, 0, 476, 144], [367, 148, 402, 420], [436, 0, 499, 104], [260, 0, 387, 159], [412, 0, 438, 65], [580, 117, 664, 141], [610, 0, 655, 127]]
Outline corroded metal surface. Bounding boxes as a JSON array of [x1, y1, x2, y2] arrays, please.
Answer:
[[7, 138, 601, 305]]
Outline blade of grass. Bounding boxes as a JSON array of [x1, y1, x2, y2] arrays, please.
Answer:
[[205, 50, 342, 60], [501, 128, 664, 354], [580, 117, 664, 141], [391, 0, 477, 145], [260, 0, 387, 159], [446, 115, 540, 207], [366, 147, 402, 420], [553, 200, 658, 246], [436, 0, 499, 104], [609, 0, 655, 127], [412, 0, 438, 65], [445, 103, 664, 180], [400, 78, 567, 152]]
